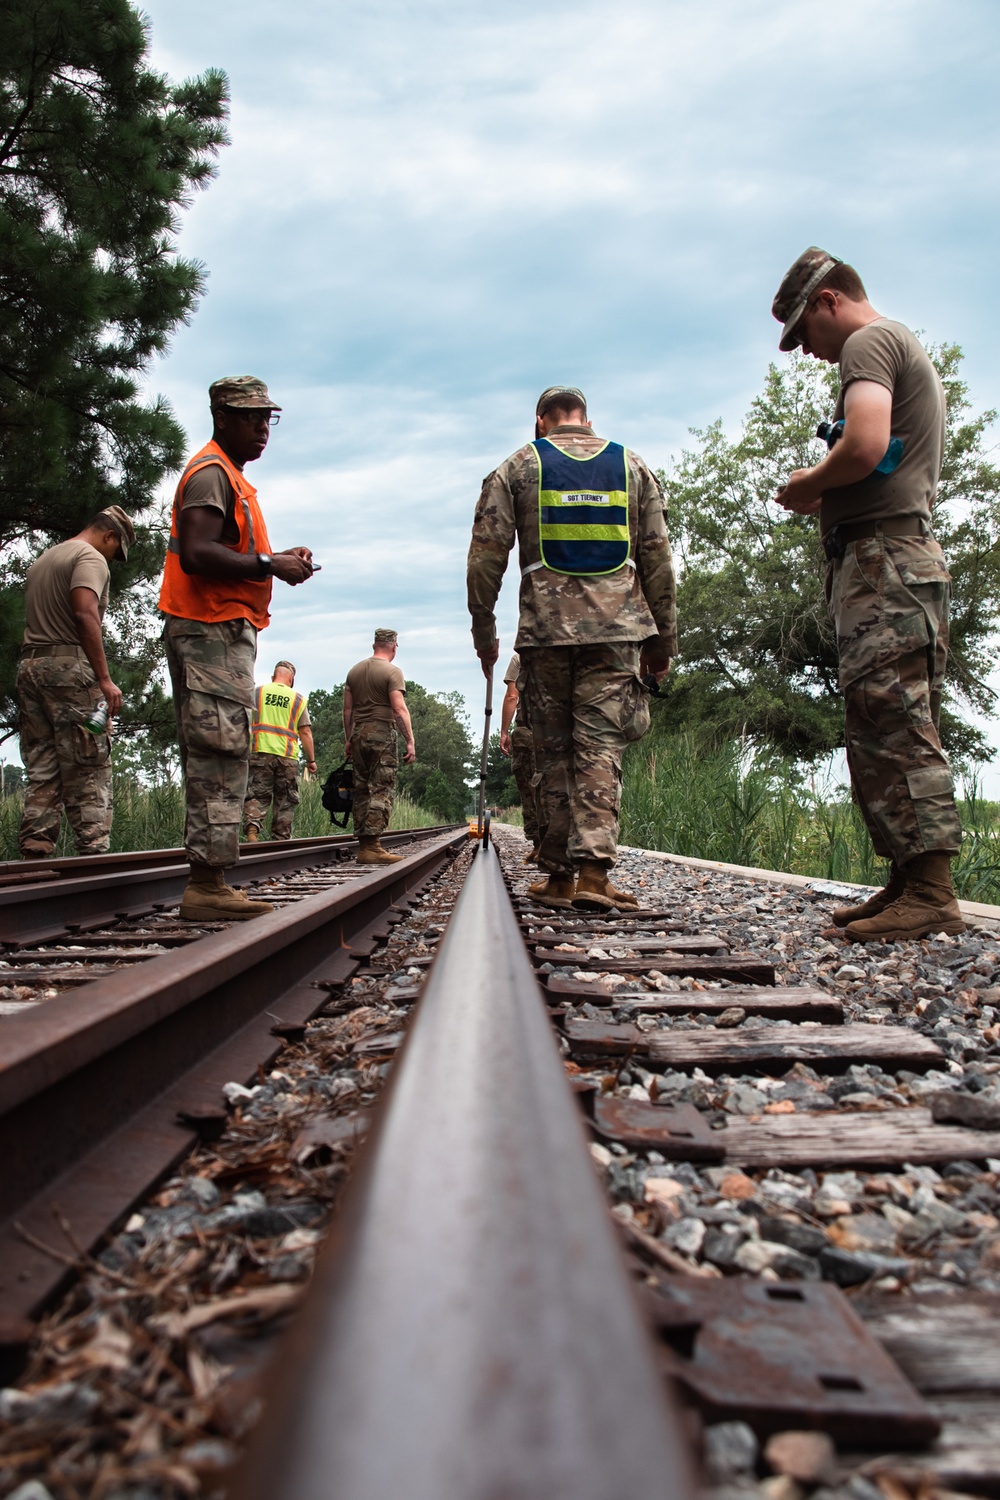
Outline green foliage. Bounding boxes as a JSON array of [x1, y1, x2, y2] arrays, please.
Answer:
[[663, 346, 1000, 764], [307, 680, 474, 823], [483, 731, 519, 806], [0, 0, 230, 732], [621, 721, 1000, 902]]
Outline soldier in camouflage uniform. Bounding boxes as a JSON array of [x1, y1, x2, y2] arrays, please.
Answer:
[[17, 506, 135, 857], [158, 377, 317, 920], [344, 629, 416, 864], [773, 248, 964, 941], [467, 387, 676, 910], [500, 651, 544, 860]]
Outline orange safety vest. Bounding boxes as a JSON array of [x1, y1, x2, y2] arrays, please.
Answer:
[[252, 683, 307, 756], [158, 440, 273, 629]]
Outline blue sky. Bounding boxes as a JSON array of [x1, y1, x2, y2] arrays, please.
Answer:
[[127, 0, 1000, 771]]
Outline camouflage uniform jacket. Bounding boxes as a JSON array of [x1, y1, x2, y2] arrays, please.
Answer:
[[467, 425, 677, 654]]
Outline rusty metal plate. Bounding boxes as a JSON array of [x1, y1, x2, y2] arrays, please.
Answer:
[[640, 1275, 939, 1449], [587, 1094, 724, 1160]]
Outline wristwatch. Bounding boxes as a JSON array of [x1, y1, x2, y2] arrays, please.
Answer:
[[256, 552, 273, 577]]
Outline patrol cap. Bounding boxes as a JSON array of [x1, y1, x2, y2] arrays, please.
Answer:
[[373, 628, 398, 645], [536, 385, 587, 417], [772, 247, 843, 351], [209, 375, 282, 411], [95, 504, 136, 561]]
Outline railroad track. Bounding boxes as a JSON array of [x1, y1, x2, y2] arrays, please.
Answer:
[[2, 826, 999, 1498]]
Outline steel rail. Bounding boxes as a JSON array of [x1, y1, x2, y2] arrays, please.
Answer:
[[0, 826, 462, 946], [234, 839, 697, 1500], [0, 827, 467, 1352]]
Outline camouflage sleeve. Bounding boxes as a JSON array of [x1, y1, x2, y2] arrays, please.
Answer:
[[634, 461, 678, 656], [467, 465, 516, 654]]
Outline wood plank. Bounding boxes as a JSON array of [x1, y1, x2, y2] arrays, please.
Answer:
[[546, 975, 843, 1023], [856, 1296, 1000, 1394], [536, 951, 776, 985], [719, 1107, 1000, 1168], [0, 949, 160, 964], [648, 1024, 943, 1075], [841, 1397, 1000, 1495], [0, 966, 120, 987]]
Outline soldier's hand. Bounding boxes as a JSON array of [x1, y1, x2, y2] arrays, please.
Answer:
[[100, 678, 123, 716], [499, 730, 512, 756], [272, 550, 315, 585], [404, 739, 416, 764], [306, 760, 317, 774], [477, 640, 499, 677], [775, 469, 822, 515], [639, 644, 671, 683]]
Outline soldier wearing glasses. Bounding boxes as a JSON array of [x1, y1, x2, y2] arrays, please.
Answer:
[[773, 249, 963, 943], [158, 376, 317, 921]]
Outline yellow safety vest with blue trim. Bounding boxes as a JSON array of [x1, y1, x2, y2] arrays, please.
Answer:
[[531, 438, 630, 576], [252, 683, 307, 758]]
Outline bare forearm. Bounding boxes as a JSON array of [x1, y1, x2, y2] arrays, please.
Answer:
[[395, 706, 414, 745], [299, 727, 315, 761], [500, 686, 518, 739], [74, 611, 111, 684]]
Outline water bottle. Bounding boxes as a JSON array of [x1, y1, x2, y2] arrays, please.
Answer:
[[83, 700, 109, 734], [816, 421, 904, 478]]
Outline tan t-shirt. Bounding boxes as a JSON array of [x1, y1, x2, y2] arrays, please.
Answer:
[[503, 651, 521, 685], [346, 657, 405, 726], [23, 540, 110, 647], [181, 463, 241, 545], [821, 319, 946, 536]]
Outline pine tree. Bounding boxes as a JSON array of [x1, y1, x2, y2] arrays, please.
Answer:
[[0, 0, 229, 733]]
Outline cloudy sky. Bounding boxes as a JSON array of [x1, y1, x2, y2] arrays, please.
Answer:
[[132, 0, 1000, 769]]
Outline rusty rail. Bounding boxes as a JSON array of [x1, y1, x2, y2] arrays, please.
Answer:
[[0, 826, 461, 946], [234, 839, 696, 1500], [0, 827, 467, 1353]]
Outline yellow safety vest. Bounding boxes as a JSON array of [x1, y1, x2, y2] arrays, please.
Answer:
[[252, 683, 307, 757]]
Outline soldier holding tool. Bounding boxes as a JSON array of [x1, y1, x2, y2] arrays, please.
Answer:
[[499, 650, 544, 862], [17, 506, 135, 857], [344, 629, 416, 864], [772, 247, 963, 941], [467, 386, 676, 911], [243, 660, 317, 842], [158, 375, 317, 920]]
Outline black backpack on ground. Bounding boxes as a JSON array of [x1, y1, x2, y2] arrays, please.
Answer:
[[321, 761, 354, 828]]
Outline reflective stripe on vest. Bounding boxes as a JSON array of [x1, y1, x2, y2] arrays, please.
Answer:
[[531, 438, 630, 576], [252, 685, 306, 756], [157, 441, 273, 628]]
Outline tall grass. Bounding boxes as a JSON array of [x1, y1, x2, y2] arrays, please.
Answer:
[[620, 729, 1000, 903], [0, 772, 439, 859]]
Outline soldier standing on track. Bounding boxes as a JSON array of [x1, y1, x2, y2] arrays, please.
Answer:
[[158, 375, 317, 921], [243, 660, 317, 842], [16, 506, 135, 857], [772, 247, 965, 942], [344, 629, 416, 865], [467, 386, 677, 911], [499, 649, 545, 863]]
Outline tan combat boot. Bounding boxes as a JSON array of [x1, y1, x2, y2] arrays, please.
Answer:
[[179, 862, 275, 921], [356, 836, 403, 865], [243, 826, 260, 843], [831, 863, 904, 927], [572, 860, 640, 912], [522, 844, 540, 865], [844, 852, 965, 943], [527, 873, 576, 910]]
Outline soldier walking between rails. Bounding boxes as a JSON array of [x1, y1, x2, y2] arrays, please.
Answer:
[[243, 660, 317, 842], [158, 376, 317, 921], [16, 506, 135, 857], [343, 629, 416, 865], [467, 386, 677, 911], [773, 248, 964, 942], [499, 649, 545, 863]]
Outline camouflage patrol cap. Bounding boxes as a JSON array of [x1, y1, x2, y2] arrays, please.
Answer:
[[373, 628, 398, 645], [209, 375, 282, 411], [97, 504, 136, 561], [772, 247, 843, 351], [536, 386, 587, 416]]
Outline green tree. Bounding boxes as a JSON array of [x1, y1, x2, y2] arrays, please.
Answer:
[[0, 0, 230, 733], [663, 346, 1000, 764], [484, 730, 518, 806]]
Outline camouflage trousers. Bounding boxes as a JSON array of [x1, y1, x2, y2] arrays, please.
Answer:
[[244, 753, 300, 840], [520, 642, 650, 876], [351, 720, 398, 837], [510, 721, 544, 846], [163, 616, 257, 868], [16, 652, 112, 856], [827, 532, 961, 864]]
